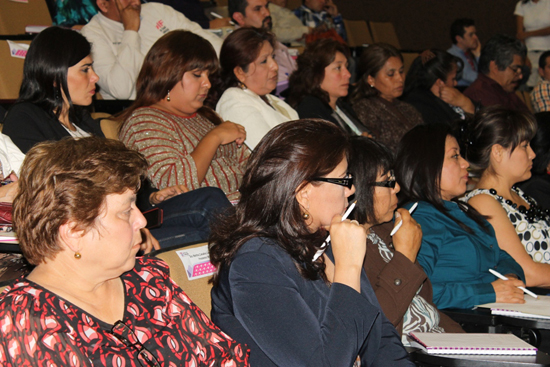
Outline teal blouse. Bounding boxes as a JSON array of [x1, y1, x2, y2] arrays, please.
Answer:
[[409, 200, 524, 310]]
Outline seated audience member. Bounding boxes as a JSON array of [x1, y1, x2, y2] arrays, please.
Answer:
[[294, 0, 347, 41], [3, 26, 230, 248], [210, 119, 413, 367], [447, 18, 481, 87], [0, 137, 249, 366], [119, 31, 249, 202], [349, 136, 464, 344], [395, 124, 525, 309], [269, 0, 310, 43], [461, 107, 550, 287], [214, 27, 298, 150], [518, 112, 550, 208], [531, 50, 550, 112], [229, 0, 296, 85], [403, 50, 476, 126], [515, 0, 550, 88], [349, 43, 423, 152], [80, 0, 223, 100], [287, 39, 366, 135], [464, 34, 529, 112], [148, 0, 231, 29]]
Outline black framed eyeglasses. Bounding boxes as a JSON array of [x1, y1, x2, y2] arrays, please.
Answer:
[[111, 321, 161, 367], [312, 173, 353, 189], [371, 170, 397, 188]]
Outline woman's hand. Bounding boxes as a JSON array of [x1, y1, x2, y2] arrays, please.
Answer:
[[210, 121, 246, 147], [0, 173, 18, 203], [439, 85, 475, 114], [491, 278, 526, 304], [329, 215, 367, 292], [139, 228, 160, 254], [392, 209, 422, 263], [149, 184, 188, 205]]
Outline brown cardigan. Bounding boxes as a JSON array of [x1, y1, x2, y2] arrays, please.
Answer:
[[364, 222, 464, 336]]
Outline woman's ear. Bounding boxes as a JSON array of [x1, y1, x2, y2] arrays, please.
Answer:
[[491, 144, 506, 164], [58, 220, 86, 253], [295, 183, 311, 212], [366, 75, 375, 88], [233, 66, 247, 84]]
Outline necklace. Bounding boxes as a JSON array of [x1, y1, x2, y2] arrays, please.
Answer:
[[488, 187, 550, 225]]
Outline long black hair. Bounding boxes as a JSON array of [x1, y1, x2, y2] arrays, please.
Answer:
[[404, 49, 463, 95], [209, 119, 349, 285], [17, 26, 91, 123], [348, 136, 394, 225], [395, 124, 487, 233]]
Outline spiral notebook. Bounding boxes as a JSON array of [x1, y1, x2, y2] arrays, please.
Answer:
[[408, 332, 537, 355], [477, 295, 550, 319]]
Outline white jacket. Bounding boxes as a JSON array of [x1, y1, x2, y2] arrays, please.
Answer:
[[81, 3, 223, 100], [216, 87, 299, 150]]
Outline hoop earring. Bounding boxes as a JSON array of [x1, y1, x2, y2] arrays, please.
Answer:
[[166, 90, 171, 102], [74, 252, 82, 260]]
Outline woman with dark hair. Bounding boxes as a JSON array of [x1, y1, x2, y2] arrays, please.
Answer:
[[0, 137, 249, 366], [2, 26, 231, 248], [210, 119, 412, 367], [403, 49, 476, 127], [3, 26, 102, 152], [395, 124, 525, 309], [518, 111, 550, 208], [214, 27, 298, 150], [461, 107, 550, 287], [119, 30, 248, 202], [349, 43, 423, 152], [286, 39, 366, 135], [348, 136, 463, 343]]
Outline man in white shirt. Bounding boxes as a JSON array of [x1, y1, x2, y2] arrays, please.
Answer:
[[81, 0, 223, 100], [229, 0, 297, 85]]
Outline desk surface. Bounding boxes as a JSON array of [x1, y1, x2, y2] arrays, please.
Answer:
[[409, 348, 550, 366]]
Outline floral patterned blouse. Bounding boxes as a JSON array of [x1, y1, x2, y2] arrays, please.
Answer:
[[0, 257, 249, 366]]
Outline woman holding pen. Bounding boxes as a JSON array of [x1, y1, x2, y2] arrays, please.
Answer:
[[461, 107, 550, 288], [348, 136, 464, 345], [395, 124, 526, 310]]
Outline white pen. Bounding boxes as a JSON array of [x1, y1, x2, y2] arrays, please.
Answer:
[[390, 202, 418, 236], [210, 12, 235, 25], [312, 201, 357, 262], [489, 268, 538, 299]]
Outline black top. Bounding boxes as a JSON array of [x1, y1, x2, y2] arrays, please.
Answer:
[[402, 89, 463, 127], [296, 95, 369, 135], [518, 174, 550, 210], [2, 102, 104, 154]]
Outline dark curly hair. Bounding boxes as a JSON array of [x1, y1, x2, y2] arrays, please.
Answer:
[[286, 38, 350, 109], [209, 119, 349, 285]]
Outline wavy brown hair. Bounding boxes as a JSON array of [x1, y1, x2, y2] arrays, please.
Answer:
[[287, 38, 350, 109], [209, 119, 349, 284], [14, 137, 148, 265]]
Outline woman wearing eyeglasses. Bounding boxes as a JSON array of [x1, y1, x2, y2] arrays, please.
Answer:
[[394, 124, 526, 310], [0, 137, 248, 366], [210, 119, 412, 367], [348, 136, 464, 344]]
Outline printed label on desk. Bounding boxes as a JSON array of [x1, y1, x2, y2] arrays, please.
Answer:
[[7, 40, 29, 59], [176, 244, 216, 280]]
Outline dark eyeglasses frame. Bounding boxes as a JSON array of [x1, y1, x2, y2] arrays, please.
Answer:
[[110, 321, 161, 367], [312, 174, 353, 189], [371, 170, 397, 188]]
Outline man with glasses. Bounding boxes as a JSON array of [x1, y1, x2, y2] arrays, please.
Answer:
[[464, 34, 530, 113]]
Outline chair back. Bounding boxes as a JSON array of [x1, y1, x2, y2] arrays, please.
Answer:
[[368, 21, 401, 49], [401, 52, 419, 76], [0, 0, 52, 35], [148, 242, 213, 315], [286, 0, 301, 10], [516, 90, 534, 113], [0, 40, 29, 100], [344, 19, 373, 48]]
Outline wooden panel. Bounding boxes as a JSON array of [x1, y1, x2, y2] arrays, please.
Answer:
[[0, 0, 51, 35], [0, 40, 30, 100]]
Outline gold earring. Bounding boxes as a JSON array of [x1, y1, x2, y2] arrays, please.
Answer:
[[166, 90, 171, 102], [74, 252, 82, 259], [303, 212, 310, 219]]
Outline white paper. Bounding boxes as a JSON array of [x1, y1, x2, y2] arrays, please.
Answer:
[[7, 40, 29, 59], [176, 244, 216, 280], [477, 295, 550, 319]]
